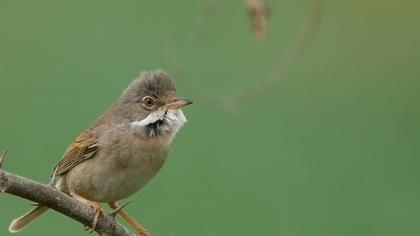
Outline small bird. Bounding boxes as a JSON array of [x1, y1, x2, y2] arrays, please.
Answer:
[[9, 70, 193, 236]]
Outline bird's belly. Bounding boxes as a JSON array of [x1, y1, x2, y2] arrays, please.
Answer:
[[65, 147, 169, 203]]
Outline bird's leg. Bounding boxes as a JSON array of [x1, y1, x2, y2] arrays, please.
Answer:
[[71, 193, 103, 231], [108, 202, 150, 236]]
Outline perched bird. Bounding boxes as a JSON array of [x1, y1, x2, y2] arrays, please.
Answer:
[[9, 70, 193, 236]]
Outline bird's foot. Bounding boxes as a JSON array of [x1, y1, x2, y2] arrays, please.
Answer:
[[86, 203, 102, 232], [71, 193, 103, 232]]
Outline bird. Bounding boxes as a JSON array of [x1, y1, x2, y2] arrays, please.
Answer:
[[8, 69, 193, 236]]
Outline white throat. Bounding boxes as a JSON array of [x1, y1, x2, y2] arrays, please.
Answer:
[[130, 109, 187, 139]]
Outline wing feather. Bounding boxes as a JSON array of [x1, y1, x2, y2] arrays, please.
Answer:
[[52, 129, 101, 177]]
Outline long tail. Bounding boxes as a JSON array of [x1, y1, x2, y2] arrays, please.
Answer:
[[9, 205, 49, 233]]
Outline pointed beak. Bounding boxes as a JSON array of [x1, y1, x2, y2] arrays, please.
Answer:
[[166, 98, 193, 109]]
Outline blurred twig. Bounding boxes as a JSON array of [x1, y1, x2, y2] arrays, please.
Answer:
[[0, 150, 136, 236], [224, 0, 322, 108], [194, 0, 271, 43], [168, 0, 323, 110], [246, 0, 270, 41]]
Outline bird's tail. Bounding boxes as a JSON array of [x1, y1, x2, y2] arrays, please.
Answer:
[[9, 205, 49, 233]]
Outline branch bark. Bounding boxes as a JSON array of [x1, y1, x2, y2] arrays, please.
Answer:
[[0, 151, 136, 236]]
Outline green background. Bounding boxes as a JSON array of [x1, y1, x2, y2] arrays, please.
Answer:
[[1, 0, 419, 235]]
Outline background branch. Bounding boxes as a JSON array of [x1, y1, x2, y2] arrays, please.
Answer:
[[0, 151, 136, 236], [168, 0, 323, 110], [223, 0, 322, 108]]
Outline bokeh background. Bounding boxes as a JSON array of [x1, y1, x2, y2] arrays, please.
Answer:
[[1, 0, 419, 235]]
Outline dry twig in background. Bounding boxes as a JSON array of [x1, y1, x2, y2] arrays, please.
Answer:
[[0, 150, 136, 236], [169, 0, 323, 110], [246, 0, 270, 41]]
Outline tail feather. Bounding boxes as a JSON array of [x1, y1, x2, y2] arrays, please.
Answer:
[[9, 206, 48, 233]]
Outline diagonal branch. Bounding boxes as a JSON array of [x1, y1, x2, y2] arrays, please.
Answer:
[[0, 151, 136, 236]]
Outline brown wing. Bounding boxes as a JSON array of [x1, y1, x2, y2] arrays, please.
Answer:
[[52, 130, 100, 177]]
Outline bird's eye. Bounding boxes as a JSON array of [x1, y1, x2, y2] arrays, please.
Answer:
[[142, 96, 155, 107]]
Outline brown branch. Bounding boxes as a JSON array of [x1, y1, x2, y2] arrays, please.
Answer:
[[168, 0, 323, 110], [0, 150, 137, 236]]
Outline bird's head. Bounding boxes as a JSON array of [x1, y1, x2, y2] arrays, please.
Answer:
[[114, 70, 193, 138]]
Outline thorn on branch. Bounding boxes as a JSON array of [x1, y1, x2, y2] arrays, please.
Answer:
[[0, 148, 8, 169], [109, 201, 133, 218]]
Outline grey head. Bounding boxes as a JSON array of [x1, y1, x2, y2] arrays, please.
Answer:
[[110, 69, 193, 137]]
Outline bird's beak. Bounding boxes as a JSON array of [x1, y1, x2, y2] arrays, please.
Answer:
[[166, 98, 193, 109]]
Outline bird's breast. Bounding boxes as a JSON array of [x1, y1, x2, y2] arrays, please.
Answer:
[[66, 128, 172, 202]]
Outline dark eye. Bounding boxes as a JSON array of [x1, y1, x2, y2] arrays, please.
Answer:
[[142, 96, 155, 107]]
